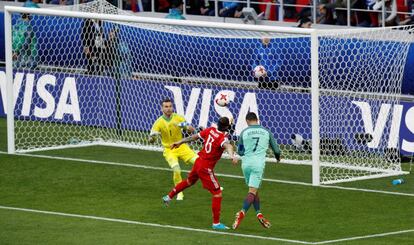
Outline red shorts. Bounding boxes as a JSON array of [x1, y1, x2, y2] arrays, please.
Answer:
[[187, 158, 221, 194]]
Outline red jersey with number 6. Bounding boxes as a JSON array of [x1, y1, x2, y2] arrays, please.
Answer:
[[197, 127, 229, 168]]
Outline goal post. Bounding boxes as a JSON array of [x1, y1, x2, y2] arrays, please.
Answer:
[[310, 31, 320, 186], [4, 1, 412, 185], [4, 7, 15, 155]]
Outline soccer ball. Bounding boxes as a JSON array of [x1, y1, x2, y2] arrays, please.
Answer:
[[215, 92, 231, 107], [253, 65, 267, 78]]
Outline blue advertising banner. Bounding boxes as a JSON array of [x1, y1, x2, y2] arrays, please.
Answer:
[[1, 68, 413, 154], [1, 12, 414, 94]]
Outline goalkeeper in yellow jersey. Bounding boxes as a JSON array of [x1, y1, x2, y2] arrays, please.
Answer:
[[149, 98, 198, 201]]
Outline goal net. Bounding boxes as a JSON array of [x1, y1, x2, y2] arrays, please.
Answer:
[[4, 0, 413, 185]]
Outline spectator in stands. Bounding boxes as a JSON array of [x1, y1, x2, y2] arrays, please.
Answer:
[[373, 0, 398, 26], [141, 0, 152, 11], [186, 0, 201, 15], [49, 0, 74, 5], [349, 0, 372, 26], [361, 0, 379, 26], [400, 0, 414, 25], [23, 0, 40, 8], [320, 0, 360, 25], [218, 1, 242, 17], [104, 27, 133, 79], [81, 19, 105, 75], [200, 0, 216, 15], [165, 0, 186, 19], [156, 0, 171, 12], [12, 1, 39, 70], [316, 3, 335, 24], [186, 0, 214, 15], [256, 0, 277, 21], [253, 37, 280, 90], [297, 1, 311, 20], [297, 0, 334, 24], [297, 16, 312, 27], [284, 0, 297, 19]]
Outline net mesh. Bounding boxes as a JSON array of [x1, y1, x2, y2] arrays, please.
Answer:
[[7, 0, 414, 184], [317, 28, 413, 183]]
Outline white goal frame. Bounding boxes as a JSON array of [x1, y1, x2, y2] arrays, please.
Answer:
[[4, 6, 409, 186]]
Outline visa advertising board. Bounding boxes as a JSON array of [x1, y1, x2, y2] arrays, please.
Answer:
[[0, 69, 413, 154]]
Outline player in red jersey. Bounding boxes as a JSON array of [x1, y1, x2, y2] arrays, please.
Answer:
[[162, 117, 238, 230]]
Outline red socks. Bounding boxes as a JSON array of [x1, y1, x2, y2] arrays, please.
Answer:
[[168, 181, 223, 225], [168, 180, 190, 198], [212, 196, 222, 224]]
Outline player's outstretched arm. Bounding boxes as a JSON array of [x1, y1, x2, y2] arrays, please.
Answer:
[[171, 134, 199, 149], [224, 142, 238, 165], [149, 120, 160, 144]]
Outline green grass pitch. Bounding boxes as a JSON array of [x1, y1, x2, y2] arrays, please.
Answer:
[[0, 118, 413, 244]]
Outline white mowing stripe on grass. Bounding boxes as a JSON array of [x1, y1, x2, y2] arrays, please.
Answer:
[[1, 151, 414, 197], [0, 205, 310, 244]]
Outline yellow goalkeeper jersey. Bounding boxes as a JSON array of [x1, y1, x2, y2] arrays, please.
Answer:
[[150, 113, 187, 148]]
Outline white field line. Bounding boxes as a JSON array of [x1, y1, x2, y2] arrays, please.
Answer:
[[0, 205, 311, 244], [1, 151, 414, 197], [1, 205, 413, 244], [313, 229, 414, 244]]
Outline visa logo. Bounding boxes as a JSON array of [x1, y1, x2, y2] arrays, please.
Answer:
[[0, 71, 81, 121], [353, 101, 414, 152]]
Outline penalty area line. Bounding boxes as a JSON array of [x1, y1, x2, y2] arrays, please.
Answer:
[[1, 151, 414, 197], [0, 205, 310, 244]]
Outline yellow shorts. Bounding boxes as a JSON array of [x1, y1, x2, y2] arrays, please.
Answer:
[[163, 144, 197, 168]]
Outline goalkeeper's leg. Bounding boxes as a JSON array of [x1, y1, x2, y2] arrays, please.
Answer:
[[179, 144, 198, 165], [165, 164, 199, 202], [175, 145, 197, 200], [164, 151, 185, 200]]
